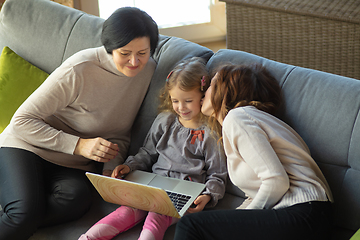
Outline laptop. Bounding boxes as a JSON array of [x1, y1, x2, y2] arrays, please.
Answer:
[[86, 170, 206, 218]]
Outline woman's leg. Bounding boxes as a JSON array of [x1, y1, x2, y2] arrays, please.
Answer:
[[174, 201, 332, 240], [79, 206, 147, 240], [41, 159, 93, 226], [0, 147, 46, 240], [0, 147, 94, 240], [139, 212, 177, 240]]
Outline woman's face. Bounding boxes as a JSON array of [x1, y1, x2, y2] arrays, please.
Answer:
[[201, 73, 217, 117], [112, 36, 151, 77]]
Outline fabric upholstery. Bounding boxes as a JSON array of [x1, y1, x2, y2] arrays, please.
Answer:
[[350, 228, 360, 240], [0, 46, 48, 133], [63, 13, 104, 62], [0, 0, 83, 73], [0, 0, 359, 239]]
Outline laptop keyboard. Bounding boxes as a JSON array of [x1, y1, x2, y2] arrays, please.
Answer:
[[166, 191, 192, 212]]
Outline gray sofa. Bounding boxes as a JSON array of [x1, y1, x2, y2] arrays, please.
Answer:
[[0, 0, 359, 239]]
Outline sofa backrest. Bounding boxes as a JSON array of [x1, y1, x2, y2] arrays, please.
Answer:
[[207, 49, 360, 236], [0, 0, 101, 74]]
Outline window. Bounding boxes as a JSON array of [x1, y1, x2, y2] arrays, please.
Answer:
[[99, 0, 210, 28], [98, 0, 226, 43]]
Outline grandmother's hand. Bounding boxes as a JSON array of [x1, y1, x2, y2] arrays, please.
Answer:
[[74, 137, 119, 162]]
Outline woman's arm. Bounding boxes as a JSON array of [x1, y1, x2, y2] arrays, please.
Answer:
[[11, 67, 80, 153], [11, 65, 119, 166]]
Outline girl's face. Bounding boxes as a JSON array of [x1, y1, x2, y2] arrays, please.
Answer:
[[169, 85, 203, 128], [112, 37, 151, 77], [201, 73, 217, 117]]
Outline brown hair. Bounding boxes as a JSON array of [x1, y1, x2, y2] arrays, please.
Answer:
[[210, 64, 282, 135], [158, 57, 210, 114]]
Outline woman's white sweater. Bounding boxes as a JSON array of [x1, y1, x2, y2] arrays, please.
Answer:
[[222, 106, 333, 209]]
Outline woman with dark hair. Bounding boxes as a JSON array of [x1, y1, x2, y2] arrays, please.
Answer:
[[174, 64, 334, 240], [0, 7, 158, 240], [102, 7, 158, 56]]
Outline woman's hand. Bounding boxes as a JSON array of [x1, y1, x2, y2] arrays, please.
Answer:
[[186, 194, 211, 214], [111, 164, 130, 178], [74, 137, 119, 162]]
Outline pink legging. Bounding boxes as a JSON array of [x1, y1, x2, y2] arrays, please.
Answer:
[[78, 206, 178, 240]]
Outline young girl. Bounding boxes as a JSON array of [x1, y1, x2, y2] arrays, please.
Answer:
[[79, 57, 227, 240], [174, 64, 333, 240]]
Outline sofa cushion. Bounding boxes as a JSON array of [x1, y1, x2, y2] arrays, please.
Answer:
[[351, 228, 360, 240], [63, 13, 104, 62], [0, 0, 84, 73], [0, 46, 48, 133]]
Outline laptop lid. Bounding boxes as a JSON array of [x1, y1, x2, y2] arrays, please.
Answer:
[[86, 171, 205, 218]]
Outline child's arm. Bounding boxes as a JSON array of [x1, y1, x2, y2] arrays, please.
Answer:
[[111, 164, 130, 178], [123, 113, 170, 171], [201, 131, 228, 208], [187, 194, 211, 213]]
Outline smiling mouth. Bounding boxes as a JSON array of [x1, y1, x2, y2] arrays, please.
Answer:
[[180, 112, 191, 116], [127, 66, 139, 70]]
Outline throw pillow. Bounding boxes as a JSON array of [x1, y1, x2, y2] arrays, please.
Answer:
[[351, 228, 360, 240], [0, 46, 49, 133]]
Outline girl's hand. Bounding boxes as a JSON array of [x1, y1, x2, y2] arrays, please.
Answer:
[[111, 165, 130, 178], [187, 194, 211, 213], [74, 137, 119, 162]]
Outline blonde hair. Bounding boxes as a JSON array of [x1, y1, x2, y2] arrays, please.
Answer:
[[158, 57, 210, 118]]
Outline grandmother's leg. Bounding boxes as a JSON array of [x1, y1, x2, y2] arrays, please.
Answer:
[[174, 201, 332, 240], [0, 147, 46, 240], [41, 160, 93, 226]]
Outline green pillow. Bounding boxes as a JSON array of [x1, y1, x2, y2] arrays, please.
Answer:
[[351, 228, 360, 240], [0, 46, 49, 133]]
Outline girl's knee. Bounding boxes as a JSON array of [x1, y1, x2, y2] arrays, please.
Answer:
[[113, 206, 147, 223], [141, 212, 174, 240]]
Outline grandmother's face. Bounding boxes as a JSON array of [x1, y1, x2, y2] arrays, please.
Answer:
[[201, 73, 217, 117], [112, 37, 151, 77]]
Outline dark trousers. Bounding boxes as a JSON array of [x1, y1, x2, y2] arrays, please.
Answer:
[[0, 147, 93, 240], [174, 200, 332, 240]]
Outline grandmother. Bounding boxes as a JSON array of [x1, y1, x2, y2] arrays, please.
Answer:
[[0, 7, 158, 240]]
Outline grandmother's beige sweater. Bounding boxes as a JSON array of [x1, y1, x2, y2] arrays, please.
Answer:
[[223, 106, 333, 210], [0, 46, 156, 172]]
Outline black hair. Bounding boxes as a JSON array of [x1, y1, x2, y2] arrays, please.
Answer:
[[101, 7, 159, 56]]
